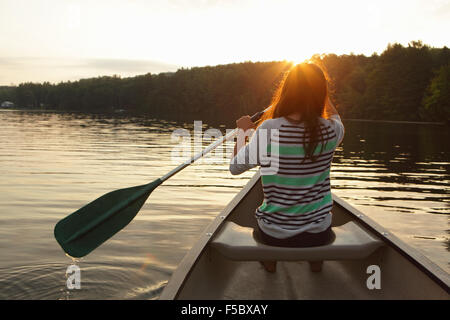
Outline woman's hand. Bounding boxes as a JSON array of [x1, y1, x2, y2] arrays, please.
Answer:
[[236, 115, 256, 131]]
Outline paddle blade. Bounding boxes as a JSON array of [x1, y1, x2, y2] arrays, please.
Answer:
[[54, 179, 162, 258]]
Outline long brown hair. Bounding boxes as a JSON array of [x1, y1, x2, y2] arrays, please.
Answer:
[[259, 63, 329, 161]]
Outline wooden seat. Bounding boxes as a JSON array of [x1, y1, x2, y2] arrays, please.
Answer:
[[210, 221, 383, 262]]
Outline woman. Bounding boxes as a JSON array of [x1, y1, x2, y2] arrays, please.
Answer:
[[229, 63, 344, 272]]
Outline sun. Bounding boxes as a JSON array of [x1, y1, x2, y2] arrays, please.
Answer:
[[286, 57, 310, 67]]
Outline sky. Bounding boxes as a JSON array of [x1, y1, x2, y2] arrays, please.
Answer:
[[0, 0, 449, 85]]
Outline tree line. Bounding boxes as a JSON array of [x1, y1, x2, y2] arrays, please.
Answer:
[[0, 41, 448, 125]]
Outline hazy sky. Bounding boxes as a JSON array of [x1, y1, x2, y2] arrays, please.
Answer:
[[1, 0, 449, 85]]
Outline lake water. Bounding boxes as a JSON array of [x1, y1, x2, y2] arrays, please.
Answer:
[[0, 110, 448, 299]]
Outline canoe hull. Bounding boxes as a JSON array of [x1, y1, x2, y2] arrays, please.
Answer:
[[160, 173, 449, 300]]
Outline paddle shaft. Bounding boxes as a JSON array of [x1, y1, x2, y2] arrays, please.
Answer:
[[160, 110, 265, 182]]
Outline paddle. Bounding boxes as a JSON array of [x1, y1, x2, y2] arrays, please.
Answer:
[[54, 110, 266, 258]]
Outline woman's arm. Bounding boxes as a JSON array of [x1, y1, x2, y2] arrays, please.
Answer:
[[229, 115, 260, 176], [231, 115, 256, 158], [325, 96, 345, 144], [325, 96, 339, 117]]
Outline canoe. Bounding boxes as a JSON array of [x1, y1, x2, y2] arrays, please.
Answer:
[[160, 172, 450, 300]]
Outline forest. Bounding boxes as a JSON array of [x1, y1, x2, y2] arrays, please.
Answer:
[[0, 41, 448, 125]]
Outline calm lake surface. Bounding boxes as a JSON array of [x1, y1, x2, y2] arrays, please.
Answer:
[[0, 110, 448, 299]]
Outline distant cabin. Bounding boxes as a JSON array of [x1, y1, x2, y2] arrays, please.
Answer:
[[1, 101, 15, 108]]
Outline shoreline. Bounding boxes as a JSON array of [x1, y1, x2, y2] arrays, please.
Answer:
[[343, 118, 446, 126], [1, 108, 448, 126]]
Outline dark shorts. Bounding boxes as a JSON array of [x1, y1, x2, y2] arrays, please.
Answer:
[[254, 225, 335, 248]]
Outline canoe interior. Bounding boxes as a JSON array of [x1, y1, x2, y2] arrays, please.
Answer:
[[160, 173, 449, 300]]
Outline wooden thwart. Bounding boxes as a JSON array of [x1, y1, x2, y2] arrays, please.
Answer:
[[210, 221, 384, 262]]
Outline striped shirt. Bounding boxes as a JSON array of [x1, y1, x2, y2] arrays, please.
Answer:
[[230, 115, 345, 239]]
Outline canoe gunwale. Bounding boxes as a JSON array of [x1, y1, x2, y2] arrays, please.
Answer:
[[332, 194, 450, 293]]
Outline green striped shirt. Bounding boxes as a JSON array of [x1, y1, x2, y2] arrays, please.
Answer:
[[230, 115, 344, 239]]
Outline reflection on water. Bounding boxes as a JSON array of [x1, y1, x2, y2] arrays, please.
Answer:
[[333, 121, 449, 214], [330, 121, 450, 267], [0, 110, 448, 299]]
